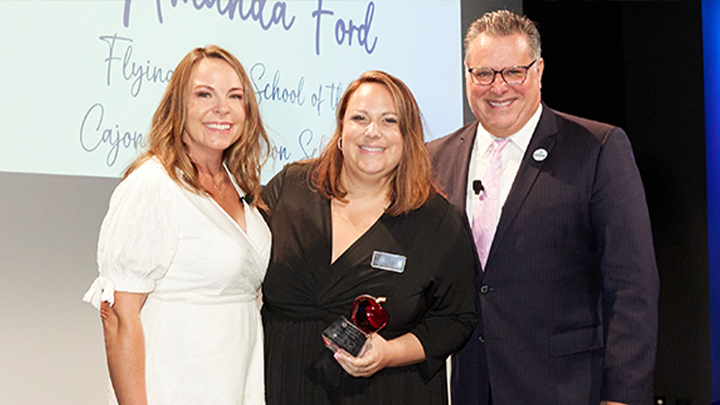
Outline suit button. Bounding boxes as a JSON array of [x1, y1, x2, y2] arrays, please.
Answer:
[[478, 335, 485, 343], [480, 285, 489, 294]]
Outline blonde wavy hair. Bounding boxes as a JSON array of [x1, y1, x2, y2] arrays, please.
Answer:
[[124, 45, 269, 206]]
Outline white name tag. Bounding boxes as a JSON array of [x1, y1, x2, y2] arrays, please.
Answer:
[[371, 251, 407, 273]]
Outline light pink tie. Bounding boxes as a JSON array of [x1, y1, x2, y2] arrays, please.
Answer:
[[473, 139, 509, 269]]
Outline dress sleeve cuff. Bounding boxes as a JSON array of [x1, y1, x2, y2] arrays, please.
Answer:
[[82, 276, 116, 310]]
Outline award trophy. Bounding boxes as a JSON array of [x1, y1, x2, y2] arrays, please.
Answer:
[[322, 295, 389, 357]]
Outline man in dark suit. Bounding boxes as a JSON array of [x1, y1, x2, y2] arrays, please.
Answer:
[[427, 10, 659, 405]]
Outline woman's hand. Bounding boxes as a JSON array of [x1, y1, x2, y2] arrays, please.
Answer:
[[333, 332, 425, 378], [333, 333, 390, 377]]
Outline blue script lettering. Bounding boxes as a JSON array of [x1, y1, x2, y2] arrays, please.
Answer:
[[100, 34, 173, 97], [334, 2, 377, 54], [313, 0, 377, 55], [310, 82, 343, 116], [123, 0, 295, 32], [251, 63, 306, 106], [298, 128, 331, 159], [269, 144, 291, 161], [80, 103, 144, 167], [311, 0, 333, 55], [325, 81, 344, 112], [311, 85, 325, 116]]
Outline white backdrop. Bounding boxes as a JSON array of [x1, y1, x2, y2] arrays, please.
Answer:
[[0, 0, 463, 183]]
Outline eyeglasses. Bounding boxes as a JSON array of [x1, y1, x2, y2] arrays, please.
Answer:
[[467, 60, 537, 86]]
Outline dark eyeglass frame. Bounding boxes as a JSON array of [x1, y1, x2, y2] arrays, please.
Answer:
[[467, 59, 538, 86]]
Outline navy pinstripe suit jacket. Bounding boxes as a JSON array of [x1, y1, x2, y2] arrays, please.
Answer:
[[427, 104, 659, 405]]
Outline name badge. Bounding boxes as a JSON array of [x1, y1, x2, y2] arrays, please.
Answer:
[[371, 251, 407, 273]]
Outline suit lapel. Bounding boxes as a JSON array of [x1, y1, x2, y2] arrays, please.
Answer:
[[487, 106, 558, 268], [445, 122, 478, 212]]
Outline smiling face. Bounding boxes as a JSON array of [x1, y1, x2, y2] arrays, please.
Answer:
[[340, 82, 404, 186], [465, 32, 544, 138], [183, 57, 246, 160]]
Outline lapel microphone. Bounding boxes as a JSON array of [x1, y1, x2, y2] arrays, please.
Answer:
[[473, 180, 484, 195], [239, 194, 254, 204]]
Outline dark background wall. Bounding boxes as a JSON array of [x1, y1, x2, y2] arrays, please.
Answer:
[[521, 2, 711, 404], [461, 1, 712, 403]]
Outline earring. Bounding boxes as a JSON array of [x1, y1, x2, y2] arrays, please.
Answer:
[[337, 138, 343, 151]]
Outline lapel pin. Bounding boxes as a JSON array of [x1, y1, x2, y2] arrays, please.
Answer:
[[532, 148, 548, 162]]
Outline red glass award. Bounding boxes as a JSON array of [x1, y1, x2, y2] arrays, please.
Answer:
[[351, 295, 389, 333], [322, 295, 389, 357]]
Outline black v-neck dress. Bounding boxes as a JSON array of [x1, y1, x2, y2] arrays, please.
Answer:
[[261, 163, 477, 405]]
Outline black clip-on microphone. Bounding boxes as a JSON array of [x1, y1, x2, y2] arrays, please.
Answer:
[[473, 180, 484, 195]]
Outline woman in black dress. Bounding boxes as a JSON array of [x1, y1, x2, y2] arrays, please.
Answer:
[[261, 70, 477, 404]]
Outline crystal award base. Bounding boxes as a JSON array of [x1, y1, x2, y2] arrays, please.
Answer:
[[322, 316, 368, 357]]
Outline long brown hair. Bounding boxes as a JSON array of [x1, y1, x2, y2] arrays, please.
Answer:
[[124, 45, 269, 206], [312, 70, 440, 216]]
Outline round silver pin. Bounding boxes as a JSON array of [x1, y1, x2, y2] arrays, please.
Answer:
[[533, 148, 548, 161]]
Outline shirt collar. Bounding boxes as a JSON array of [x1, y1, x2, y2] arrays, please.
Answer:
[[473, 103, 543, 156]]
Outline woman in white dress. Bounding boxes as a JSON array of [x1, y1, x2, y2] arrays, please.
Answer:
[[83, 45, 271, 405]]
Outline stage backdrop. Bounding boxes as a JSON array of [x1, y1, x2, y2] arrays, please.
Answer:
[[0, 0, 463, 183]]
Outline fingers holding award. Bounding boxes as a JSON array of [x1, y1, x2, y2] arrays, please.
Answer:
[[322, 295, 389, 358]]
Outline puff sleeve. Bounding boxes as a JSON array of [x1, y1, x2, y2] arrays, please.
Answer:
[[83, 166, 179, 309]]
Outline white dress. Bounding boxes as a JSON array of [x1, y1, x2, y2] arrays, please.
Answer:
[[83, 158, 271, 405]]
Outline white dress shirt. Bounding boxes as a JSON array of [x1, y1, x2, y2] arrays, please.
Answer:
[[466, 104, 543, 228]]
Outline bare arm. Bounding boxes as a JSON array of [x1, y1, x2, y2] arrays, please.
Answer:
[[101, 291, 148, 405], [334, 332, 425, 378]]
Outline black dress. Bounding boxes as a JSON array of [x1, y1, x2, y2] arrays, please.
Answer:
[[261, 162, 477, 405]]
